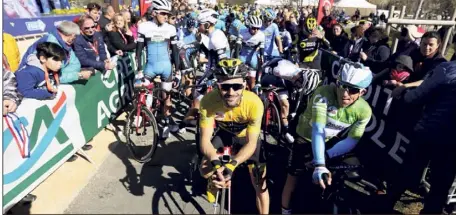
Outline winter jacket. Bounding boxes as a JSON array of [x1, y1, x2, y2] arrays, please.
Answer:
[[3, 33, 20, 72], [73, 32, 108, 72], [409, 50, 447, 82], [3, 61, 22, 104], [403, 61, 456, 142], [106, 30, 136, 52], [19, 29, 81, 84], [15, 57, 56, 100], [362, 39, 391, 74], [329, 33, 350, 58]]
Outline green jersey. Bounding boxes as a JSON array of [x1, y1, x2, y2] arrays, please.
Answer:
[[296, 84, 372, 143]]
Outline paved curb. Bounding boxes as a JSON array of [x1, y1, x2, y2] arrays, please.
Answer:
[[10, 127, 121, 214]]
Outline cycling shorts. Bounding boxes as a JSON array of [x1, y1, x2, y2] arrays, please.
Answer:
[[144, 61, 172, 80], [287, 137, 313, 176], [211, 129, 264, 164]]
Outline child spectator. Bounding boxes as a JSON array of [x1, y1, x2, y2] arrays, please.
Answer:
[[16, 42, 65, 100]]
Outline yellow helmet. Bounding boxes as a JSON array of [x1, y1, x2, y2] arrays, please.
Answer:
[[305, 16, 318, 32], [217, 58, 245, 78]]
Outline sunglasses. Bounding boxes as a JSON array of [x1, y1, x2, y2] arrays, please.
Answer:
[[250, 27, 260, 31], [220, 83, 244, 91], [169, 16, 176, 20], [158, 11, 169, 16], [337, 81, 361, 94], [395, 64, 406, 70], [83, 25, 97, 30]]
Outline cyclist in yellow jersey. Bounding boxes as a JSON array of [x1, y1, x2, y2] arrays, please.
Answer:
[[199, 58, 270, 214]]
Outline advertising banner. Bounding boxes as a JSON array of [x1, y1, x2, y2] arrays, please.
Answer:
[[2, 53, 136, 213], [3, 15, 79, 37]]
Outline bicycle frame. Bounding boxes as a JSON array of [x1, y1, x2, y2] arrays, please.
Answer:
[[134, 83, 155, 133]]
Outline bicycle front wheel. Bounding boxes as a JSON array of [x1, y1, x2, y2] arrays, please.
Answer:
[[125, 103, 159, 163]]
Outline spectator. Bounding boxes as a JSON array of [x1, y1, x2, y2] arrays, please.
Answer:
[[168, 10, 178, 26], [103, 21, 123, 57], [16, 42, 65, 100], [391, 25, 424, 60], [373, 55, 414, 86], [74, 3, 102, 31], [3, 33, 20, 72], [121, 9, 132, 29], [19, 21, 90, 84], [385, 61, 456, 214], [107, 14, 136, 53], [320, 5, 337, 41], [278, 19, 292, 61], [99, 5, 115, 31], [129, 15, 143, 41], [73, 15, 115, 72], [347, 25, 367, 62], [392, 31, 447, 97], [329, 23, 350, 57], [360, 27, 391, 74], [3, 54, 22, 115], [355, 8, 360, 17]]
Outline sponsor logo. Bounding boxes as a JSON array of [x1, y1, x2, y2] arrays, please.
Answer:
[[327, 106, 337, 117], [25, 19, 46, 32]]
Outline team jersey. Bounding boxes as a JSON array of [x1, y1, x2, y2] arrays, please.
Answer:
[[215, 19, 226, 32], [228, 19, 246, 38], [261, 23, 280, 57], [295, 31, 329, 69], [296, 84, 372, 143], [138, 21, 177, 78], [199, 89, 264, 137], [238, 28, 265, 68], [207, 29, 230, 70], [239, 28, 265, 48], [182, 28, 198, 59]]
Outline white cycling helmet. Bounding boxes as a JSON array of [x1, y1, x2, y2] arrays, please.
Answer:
[[338, 63, 373, 89], [301, 69, 321, 95], [247, 16, 262, 28], [152, 0, 171, 12], [197, 9, 218, 24]]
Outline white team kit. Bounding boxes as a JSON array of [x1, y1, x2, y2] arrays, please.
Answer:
[[238, 28, 265, 49]]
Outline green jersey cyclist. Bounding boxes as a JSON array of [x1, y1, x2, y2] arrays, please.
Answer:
[[281, 63, 373, 214]]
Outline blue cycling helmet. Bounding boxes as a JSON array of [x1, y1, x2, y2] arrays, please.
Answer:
[[263, 8, 276, 20], [186, 18, 197, 28]]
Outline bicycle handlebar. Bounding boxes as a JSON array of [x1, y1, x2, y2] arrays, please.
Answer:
[[319, 48, 357, 66], [322, 173, 330, 187]]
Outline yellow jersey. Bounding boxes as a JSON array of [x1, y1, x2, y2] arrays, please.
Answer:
[[199, 89, 264, 137]]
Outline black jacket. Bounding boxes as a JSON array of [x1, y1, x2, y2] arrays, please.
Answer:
[[362, 38, 391, 74], [106, 30, 136, 53], [409, 49, 447, 82], [98, 16, 111, 31], [329, 33, 350, 57], [391, 40, 419, 60], [73, 32, 108, 71]]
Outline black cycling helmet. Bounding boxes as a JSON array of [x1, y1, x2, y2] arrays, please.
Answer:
[[216, 58, 246, 79], [303, 16, 318, 33]]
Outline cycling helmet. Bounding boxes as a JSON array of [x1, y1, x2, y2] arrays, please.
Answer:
[[263, 8, 276, 20], [197, 9, 218, 24], [338, 63, 373, 89], [301, 69, 321, 95], [152, 0, 171, 12], [247, 16, 262, 28], [216, 58, 246, 79], [186, 18, 197, 28], [304, 16, 318, 33]]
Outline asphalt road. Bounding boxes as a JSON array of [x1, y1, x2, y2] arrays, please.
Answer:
[[63, 91, 423, 214]]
